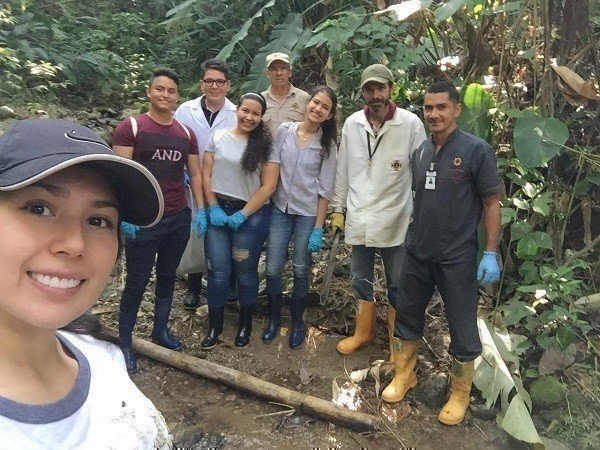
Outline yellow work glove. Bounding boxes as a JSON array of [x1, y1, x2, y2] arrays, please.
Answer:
[[329, 212, 345, 233]]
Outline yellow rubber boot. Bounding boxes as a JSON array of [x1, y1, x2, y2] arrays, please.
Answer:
[[336, 300, 375, 355], [386, 304, 396, 363], [381, 338, 419, 403], [438, 359, 475, 425]]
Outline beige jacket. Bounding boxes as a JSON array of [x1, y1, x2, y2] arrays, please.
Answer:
[[331, 107, 426, 247]]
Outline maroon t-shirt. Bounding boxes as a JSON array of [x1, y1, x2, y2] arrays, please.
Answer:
[[113, 114, 199, 216]]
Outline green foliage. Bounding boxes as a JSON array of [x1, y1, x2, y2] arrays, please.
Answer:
[[457, 83, 496, 141], [0, 1, 188, 106], [240, 12, 312, 93], [513, 109, 570, 167], [499, 153, 592, 353], [215, 0, 277, 62]]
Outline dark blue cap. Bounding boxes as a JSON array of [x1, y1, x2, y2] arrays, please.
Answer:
[[0, 119, 164, 226]]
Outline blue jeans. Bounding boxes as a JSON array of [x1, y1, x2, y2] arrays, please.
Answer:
[[119, 207, 191, 348], [350, 244, 405, 307], [266, 206, 315, 301], [205, 200, 270, 307]]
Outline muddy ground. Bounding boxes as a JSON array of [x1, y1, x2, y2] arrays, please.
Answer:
[[98, 271, 528, 449]]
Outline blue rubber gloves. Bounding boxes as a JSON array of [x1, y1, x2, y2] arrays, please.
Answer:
[[307, 227, 324, 253], [192, 208, 207, 238], [227, 211, 247, 230], [208, 204, 228, 227], [120, 221, 139, 239], [477, 251, 501, 285]]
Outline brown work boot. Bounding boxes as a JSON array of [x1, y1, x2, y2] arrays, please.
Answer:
[[381, 338, 419, 403], [336, 300, 376, 355], [386, 304, 396, 363], [438, 359, 475, 425]]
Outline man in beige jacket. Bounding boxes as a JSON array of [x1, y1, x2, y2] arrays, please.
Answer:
[[330, 64, 426, 360]]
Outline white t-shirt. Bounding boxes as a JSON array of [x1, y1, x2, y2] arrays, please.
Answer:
[[206, 129, 279, 202], [0, 332, 171, 450]]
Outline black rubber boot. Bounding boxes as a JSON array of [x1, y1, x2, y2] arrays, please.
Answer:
[[235, 305, 253, 347], [121, 348, 138, 373], [261, 295, 281, 342], [182, 272, 202, 310], [151, 297, 182, 350], [201, 306, 225, 350], [289, 296, 306, 349]]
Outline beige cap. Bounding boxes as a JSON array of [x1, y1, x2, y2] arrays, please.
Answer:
[[360, 64, 394, 88], [266, 52, 291, 68]]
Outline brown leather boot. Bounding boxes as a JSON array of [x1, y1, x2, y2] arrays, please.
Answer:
[[386, 304, 396, 363], [381, 338, 419, 402], [438, 359, 475, 425], [336, 300, 376, 355]]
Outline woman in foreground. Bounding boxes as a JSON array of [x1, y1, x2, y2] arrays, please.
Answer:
[[0, 119, 171, 449]]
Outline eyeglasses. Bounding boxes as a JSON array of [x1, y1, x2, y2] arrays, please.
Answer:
[[202, 79, 227, 87]]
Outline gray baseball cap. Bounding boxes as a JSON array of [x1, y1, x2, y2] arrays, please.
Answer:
[[0, 119, 164, 226], [360, 64, 394, 88]]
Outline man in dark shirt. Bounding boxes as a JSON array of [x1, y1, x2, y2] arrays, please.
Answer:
[[113, 68, 206, 372], [381, 81, 501, 426]]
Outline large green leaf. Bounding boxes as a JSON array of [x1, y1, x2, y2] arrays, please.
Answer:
[[513, 110, 569, 168], [305, 8, 366, 54], [241, 12, 310, 93], [529, 231, 553, 249], [435, 0, 467, 20], [216, 0, 277, 61], [457, 83, 496, 142], [510, 220, 531, 241], [474, 319, 543, 446]]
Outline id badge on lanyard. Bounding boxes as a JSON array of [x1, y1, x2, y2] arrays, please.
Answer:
[[425, 162, 437, 190]]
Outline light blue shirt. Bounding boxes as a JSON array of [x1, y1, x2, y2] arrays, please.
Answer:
[[272, 122, 337, 217]]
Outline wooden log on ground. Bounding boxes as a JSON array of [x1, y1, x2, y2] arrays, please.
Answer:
[[103, 327, 381, 431]]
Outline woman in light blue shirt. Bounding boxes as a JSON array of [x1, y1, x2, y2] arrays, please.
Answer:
[[263, 86, 338, 349]]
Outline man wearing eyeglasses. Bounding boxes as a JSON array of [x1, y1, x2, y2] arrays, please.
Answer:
[[261, 52, 310, 135], [174, 59, 237, 309]]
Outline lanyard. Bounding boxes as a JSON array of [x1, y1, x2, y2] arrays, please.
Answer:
[[366, 131, 383, 161]]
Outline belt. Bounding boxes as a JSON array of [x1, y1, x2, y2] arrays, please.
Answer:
[[217, 196, 247, 209]]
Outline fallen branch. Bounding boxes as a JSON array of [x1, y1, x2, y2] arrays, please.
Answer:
[[103, 327, 381, 432]]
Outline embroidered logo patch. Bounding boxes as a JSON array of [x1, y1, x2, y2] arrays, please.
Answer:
[[454, 157, 462, 166], [291, 102, 299, 111], [391, 160, 402, 171]]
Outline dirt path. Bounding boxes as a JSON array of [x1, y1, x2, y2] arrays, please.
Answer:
[[100, 280, 523, 449]]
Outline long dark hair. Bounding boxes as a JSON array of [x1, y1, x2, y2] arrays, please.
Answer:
[[238, 92, 273, 173], [308, 85, 338, 159]]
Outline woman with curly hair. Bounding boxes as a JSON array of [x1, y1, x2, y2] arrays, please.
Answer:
[[263, 86, 338, 349], [201, 92, 279, 349]]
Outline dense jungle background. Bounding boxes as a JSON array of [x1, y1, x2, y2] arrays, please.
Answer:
[[1, 0, 598, 448]]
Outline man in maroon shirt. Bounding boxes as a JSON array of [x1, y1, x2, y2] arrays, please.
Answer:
[[113, 68, 206, 372]]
